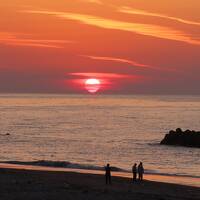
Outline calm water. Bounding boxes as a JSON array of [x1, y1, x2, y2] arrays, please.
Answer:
[[0, 94, 200, 178]]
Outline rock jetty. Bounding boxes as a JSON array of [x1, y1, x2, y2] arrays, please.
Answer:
[[160, 128, 200, 148]]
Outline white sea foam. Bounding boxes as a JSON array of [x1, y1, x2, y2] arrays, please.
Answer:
[[1, 160, 200, 179]]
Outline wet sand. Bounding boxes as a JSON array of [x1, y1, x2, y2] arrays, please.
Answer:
[[0, 163, 199, 187], [0, 165, 199, 200]]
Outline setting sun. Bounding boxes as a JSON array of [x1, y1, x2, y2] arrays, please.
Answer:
[[85, 78, 101, 93]]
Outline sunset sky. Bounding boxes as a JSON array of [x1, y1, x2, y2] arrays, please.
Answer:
[[0, 0, 200, 94]]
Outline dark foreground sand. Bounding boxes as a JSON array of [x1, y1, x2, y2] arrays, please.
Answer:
[[0, 168, 199, 200]]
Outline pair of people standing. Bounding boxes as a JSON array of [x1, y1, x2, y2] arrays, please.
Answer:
[[105, 162, 144, 185], [132, 162, 144, 182]]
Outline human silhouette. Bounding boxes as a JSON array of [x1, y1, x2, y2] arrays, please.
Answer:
[[132, 163, 137, 182], [105, 163, 111, 184], [138, 162, 144, 181]]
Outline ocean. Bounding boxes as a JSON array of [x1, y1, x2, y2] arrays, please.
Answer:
[[0, 94, 199, 178]]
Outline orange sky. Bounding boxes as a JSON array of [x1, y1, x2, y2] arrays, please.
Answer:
[[0, 0, 200, 94]]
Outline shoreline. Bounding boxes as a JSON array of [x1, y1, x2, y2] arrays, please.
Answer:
[[0, 165, 199, 200], [0, 163, 199, 188]]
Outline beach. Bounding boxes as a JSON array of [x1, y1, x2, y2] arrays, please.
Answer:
[[0, 164, 199, 200]]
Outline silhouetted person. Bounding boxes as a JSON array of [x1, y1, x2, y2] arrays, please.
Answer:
[[138, 162, 144, 181], [105, 163, 111, 184], [132, 163, 137, 182]]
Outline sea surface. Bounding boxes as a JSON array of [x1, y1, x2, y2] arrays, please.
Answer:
[[0, 94, 200, 178]]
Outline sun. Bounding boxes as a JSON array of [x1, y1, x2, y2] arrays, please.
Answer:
[[85, 78, 100, 85], [85, 78, 101, 93]]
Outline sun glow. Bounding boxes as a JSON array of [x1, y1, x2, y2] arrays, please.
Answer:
[[85, 78, 101, 93]]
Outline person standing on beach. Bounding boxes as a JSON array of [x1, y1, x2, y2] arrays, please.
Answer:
[[138, 162, 144, 181], [105, 163, 111, 184], [132, 163, 137, 182]]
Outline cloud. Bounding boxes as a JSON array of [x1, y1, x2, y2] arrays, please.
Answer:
[[66, 72, 142, 93], [68, 72, 134, 79], [81, 55, 176, 71], [0, 32, 73, 48], [81, 55, 151, 67], [119, 7, 200, 26], [79, 0, 103, 4], [23, 10, 200, 45]]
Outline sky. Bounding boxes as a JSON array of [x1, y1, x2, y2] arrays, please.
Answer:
[[0, 0, 200, 94]]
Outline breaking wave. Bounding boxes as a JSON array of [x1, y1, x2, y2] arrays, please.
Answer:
[[1, 160, 200, 179]]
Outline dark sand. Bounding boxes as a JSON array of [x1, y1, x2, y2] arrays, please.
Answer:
[[0, 167, 199, 200]]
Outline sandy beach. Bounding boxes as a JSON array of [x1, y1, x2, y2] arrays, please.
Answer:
[[0, 165, 199, 200]]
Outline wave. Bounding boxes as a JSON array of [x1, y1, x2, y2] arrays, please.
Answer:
[[145, 169, 200, 179], [0, 160, 125, 172], [1, 160, 199, 179]]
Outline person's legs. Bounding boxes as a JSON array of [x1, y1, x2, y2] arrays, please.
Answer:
[[139, 173, 141, 181], [109, 175, 111, 184], [133, 173, 136, 182]]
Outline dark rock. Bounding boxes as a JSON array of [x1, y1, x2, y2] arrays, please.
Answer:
[[160, 129, 200, 148], [176, 128, 183, 134]]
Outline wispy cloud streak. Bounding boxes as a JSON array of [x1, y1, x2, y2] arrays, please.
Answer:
[[79, 0, 103, 4], [24, 10, 200, 45], [0, 32, 73, 48], [68, 72, 134, 79], [119, 7, 200, 26], [81, 55, 177, 72], [82, 55, 149, 67]]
